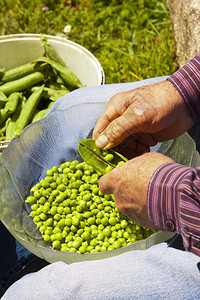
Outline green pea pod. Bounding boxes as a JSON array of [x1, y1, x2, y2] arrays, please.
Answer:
[[0, 117, 10, 135], [78, 138, 128, 174], [0, 71, 45, 96], [0, 92, 21, 126], [35, 57, 83, 89], [41, 36, 66, 67], [0, 61, 44, 83], [5, 96, 26, 140], [31, 101, 53, 123], [30, 86, 70, 101], [47, 81, 70, 91], [0, 91, 8, 108], [14, 85, 44, 138]]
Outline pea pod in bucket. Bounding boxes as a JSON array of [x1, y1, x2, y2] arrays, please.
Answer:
[[78, 138, 128, 174]]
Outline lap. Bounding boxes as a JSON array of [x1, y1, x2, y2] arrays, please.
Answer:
[[2, 236, 200, 300]]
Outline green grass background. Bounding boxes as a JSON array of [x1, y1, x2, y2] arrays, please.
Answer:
[[0, 0, 177, 84]]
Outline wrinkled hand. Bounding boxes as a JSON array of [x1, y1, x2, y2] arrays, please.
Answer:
[[93, 80, 195, 151], [99, 152, 174, 229]]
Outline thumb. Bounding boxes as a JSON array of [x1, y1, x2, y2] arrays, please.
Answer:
[[95, 113, 137, 150], [98, 170, 115, 195]]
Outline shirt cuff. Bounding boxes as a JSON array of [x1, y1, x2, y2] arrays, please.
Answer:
[[167, 52, 200, 122], [147, 162, 192, 234], [147, 162, 200, 256]]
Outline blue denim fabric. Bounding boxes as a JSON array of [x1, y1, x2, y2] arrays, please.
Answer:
[[2, 237, 200, 300]]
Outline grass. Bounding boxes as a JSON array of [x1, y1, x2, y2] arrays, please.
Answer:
[[0, 0, 177, 84]]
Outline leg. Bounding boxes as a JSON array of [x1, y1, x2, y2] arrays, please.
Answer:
[[0, 221, 18, 286], [46, 77, 168, 115], [2, 241, 200, 300]]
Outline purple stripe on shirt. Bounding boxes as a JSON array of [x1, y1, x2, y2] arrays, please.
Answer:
[[167, 52, 200, 122]]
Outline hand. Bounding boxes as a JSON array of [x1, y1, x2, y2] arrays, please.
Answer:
[[99, 152, 174, 229], [93, 80, 195, 151]]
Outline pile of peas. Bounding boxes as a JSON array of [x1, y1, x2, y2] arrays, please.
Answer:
[[26, 160, 156, 254]]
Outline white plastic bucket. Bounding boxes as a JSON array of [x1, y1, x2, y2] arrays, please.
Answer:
[[0, 34, 105, 86]]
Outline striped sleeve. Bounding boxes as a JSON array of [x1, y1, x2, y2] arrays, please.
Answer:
[[147, 162, 200, 257], [167, 52, 200, 122]]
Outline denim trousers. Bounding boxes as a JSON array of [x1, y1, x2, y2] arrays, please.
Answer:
[[1, 77, 200, 299]]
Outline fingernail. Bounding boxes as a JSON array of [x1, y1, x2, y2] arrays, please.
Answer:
[[95, 134, 109, 149]]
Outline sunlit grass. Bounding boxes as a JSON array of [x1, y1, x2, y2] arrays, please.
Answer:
[[0, 0, 177, 83]]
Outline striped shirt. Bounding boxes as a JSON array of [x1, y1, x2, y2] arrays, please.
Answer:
[[147, 52, 200, 257]]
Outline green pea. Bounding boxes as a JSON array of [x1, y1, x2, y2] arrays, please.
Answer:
[[58, 219, 65, 228], [61, 199, 69, 207], [54, 213, 61, 221], [117, 161, 125, 166], [121, 220, 128, 229], [105, 154, 114, 161], [62, 177, 69, 186], [52, 240, 61, 249], [83, 211, 92, 219], [50, 182, 57, 189], [51, 166, 58, 173], [55, 233, 64, 241], [97, 232, 104, 241], [70, 225, 77, 233], [39, 213, 47, 221], [50, 234, 56, 242], [98, 204, 104, 210], [39, 197, 46, 205], [73, 239, 82, 249], [98, 224, 104, 231], [53, 226, 61, 234], [42, 181, 50, 189], [87, 217, 95, 225], [90, 239, 97, 247], [29, 211, 36, 218], [105, 165, 113, 173], [55, 194, 65, 203], [39, 225, 46, 233], [45, 227, 53, 236], [43, 234, 51, 242], [57, 206, 64, 214], [92, 187, 99, 194], [51, 190, 59, 197], [79, 245, 87, 254], [26, 196, 37, 204], [37, 221, 43, 228], [103, 227, 111, 237], [104, 206, 112, 213], [64, 207, 71, 214], [58, 167, 63, 173], [34, 190, 42, 199], [33, 216, 41, 223], [50, 206, 57, 215], [101, 217, 109, 226], [96, 218, 101, 225], [57, 183, 66, 192], [112, 231, 118, 239], [109, 217, 117, 226], [31, 204, 38, 211], [91, 229, 98, 237], [61, 227, 69, 235], [63, 167, 71, 174], [81, 232, 91, 240], [72, 216, 80, 226]]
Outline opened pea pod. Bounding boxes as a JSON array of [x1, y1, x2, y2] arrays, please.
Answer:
[[78, 138, 128, 174]]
